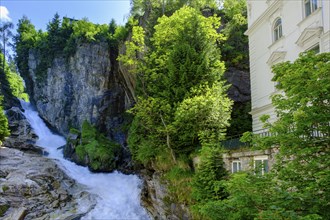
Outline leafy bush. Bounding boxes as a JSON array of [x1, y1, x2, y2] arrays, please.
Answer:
[[0, 96, 10, 144], [164, 158, 194, 204], [1, 53, 28, 101], [192, 146, 228, 203], [75, 120, 120, 171], [206, 52, 330, 220], [126, 6, 231, 166]]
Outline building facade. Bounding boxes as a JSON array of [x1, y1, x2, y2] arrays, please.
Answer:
[[222, 0, 330, 174], [245, 0, 330, 134]]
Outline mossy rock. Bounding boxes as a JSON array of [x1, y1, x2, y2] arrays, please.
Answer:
[[0, 204, 9, 217], [68, 120, 121, 172]]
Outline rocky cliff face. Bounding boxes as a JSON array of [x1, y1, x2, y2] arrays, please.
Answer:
[[141, 172, 192, 220], [224, 67, 250, 103], [25, 42, 135, 170], [23, 39, 251, 218], [27, 43, 133, 142], [1, 107, 96, 219]]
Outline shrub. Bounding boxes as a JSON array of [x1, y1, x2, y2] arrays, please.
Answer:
[[75, 120, 120, 171]]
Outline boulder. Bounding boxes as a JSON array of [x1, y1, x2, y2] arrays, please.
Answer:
[[3, 107, 41, 154], [0, 147, 96, 219]]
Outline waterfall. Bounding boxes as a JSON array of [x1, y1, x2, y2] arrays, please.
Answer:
[[20, 100, 150, 219]]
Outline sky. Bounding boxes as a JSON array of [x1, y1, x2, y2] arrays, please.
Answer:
[[0, 0, 131, 31]]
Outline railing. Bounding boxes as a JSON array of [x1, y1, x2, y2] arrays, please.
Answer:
[[221, 134, 250, 150], [254, 126, 329, 139], [254, 128, 273, 137], [221, 124, 329, 151]]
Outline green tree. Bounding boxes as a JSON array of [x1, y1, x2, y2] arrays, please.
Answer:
[[0, 96, 10, 144], [192, 146, 228, 204], [127, 6, 231, 167], [14, 16, 38, 78], [47, 13, 62, 53], [0, 53, 28, 101], [0, 21, 14, 71], [71, 18, 108, 42], [221, 52, 330, 220], [220, 0, 249, 70], [261, 52, 330, 218], [74, 120, 121, 171]]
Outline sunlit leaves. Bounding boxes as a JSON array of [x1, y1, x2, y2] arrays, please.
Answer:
[[0, 100, 10, 143], [118, 24, 145, 68], [127, 6, 232, 170]]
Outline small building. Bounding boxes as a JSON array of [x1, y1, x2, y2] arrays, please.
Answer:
[[222, 147, 278, 174]]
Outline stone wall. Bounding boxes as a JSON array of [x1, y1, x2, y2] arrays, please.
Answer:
[[223, 147, 279, 173]]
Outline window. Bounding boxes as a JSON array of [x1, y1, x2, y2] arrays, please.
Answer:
[[273, 18, 282, 42], [307, 44, 320, 53], [305, 0, 318, 17], [254, 156, 269, 175], [232, 161, 242, 173]]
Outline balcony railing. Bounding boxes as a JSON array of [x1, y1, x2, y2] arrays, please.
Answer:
[[221, 134, 250, 150]]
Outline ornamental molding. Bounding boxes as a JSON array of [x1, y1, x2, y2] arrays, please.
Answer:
[[250, 103, 274, 115], [245, 0, 283, 36], [267, 51, 286, 65], [295, 27, 323, 47]]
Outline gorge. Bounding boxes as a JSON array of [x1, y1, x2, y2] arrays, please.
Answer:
[[19, 100, 150, 219], [2, 1, 329, 219], [1, 1, 252, 218]]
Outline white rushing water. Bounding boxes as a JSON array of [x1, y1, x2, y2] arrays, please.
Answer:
[[20, 100, 150, 219]]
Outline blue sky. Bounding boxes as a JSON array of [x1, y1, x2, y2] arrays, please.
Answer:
[[1, 0, 131, 31]]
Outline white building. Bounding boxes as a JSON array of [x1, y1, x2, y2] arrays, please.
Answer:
[[245, 0, 330, 134]]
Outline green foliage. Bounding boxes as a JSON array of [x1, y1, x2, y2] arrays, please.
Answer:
[[0, 54, 29, 101], [0, 95, 10, 144], [191, 146, 228, 207], [71, 18, 108, 43], [14, 16, 39, 78], [75, 120, 121, 171], [126, 6, 232, 167], [15, 14, 126, 83], [220, 0, 249, 70], [226, 102, 252, 137], [117, 22, 145, 70], [0, 53, 27, 145], [196, 173, 276, 220], [264, 52, 330, 218], [211, 52, 330, 220], [127, 97, 172, 165], [124, 4, 232, 214], [107, 19, 129, 51], [174, 83, 231, 148], [0, 203, 9, 217], [164, 159, 194, 204]]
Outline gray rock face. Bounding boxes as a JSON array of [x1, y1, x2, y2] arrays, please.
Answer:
[[1, 106, 96, 219], [224, 67, 251, 103], [0, 147, 96, 219], [27, 43, 134, 145], [3, 107, 42, 154], [141, 172, 191, 220]]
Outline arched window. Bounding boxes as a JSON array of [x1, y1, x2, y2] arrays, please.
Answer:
[[273, 18, 282, 42]]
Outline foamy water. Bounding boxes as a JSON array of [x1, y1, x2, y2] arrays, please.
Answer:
[[20, 100, 150, 219]]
